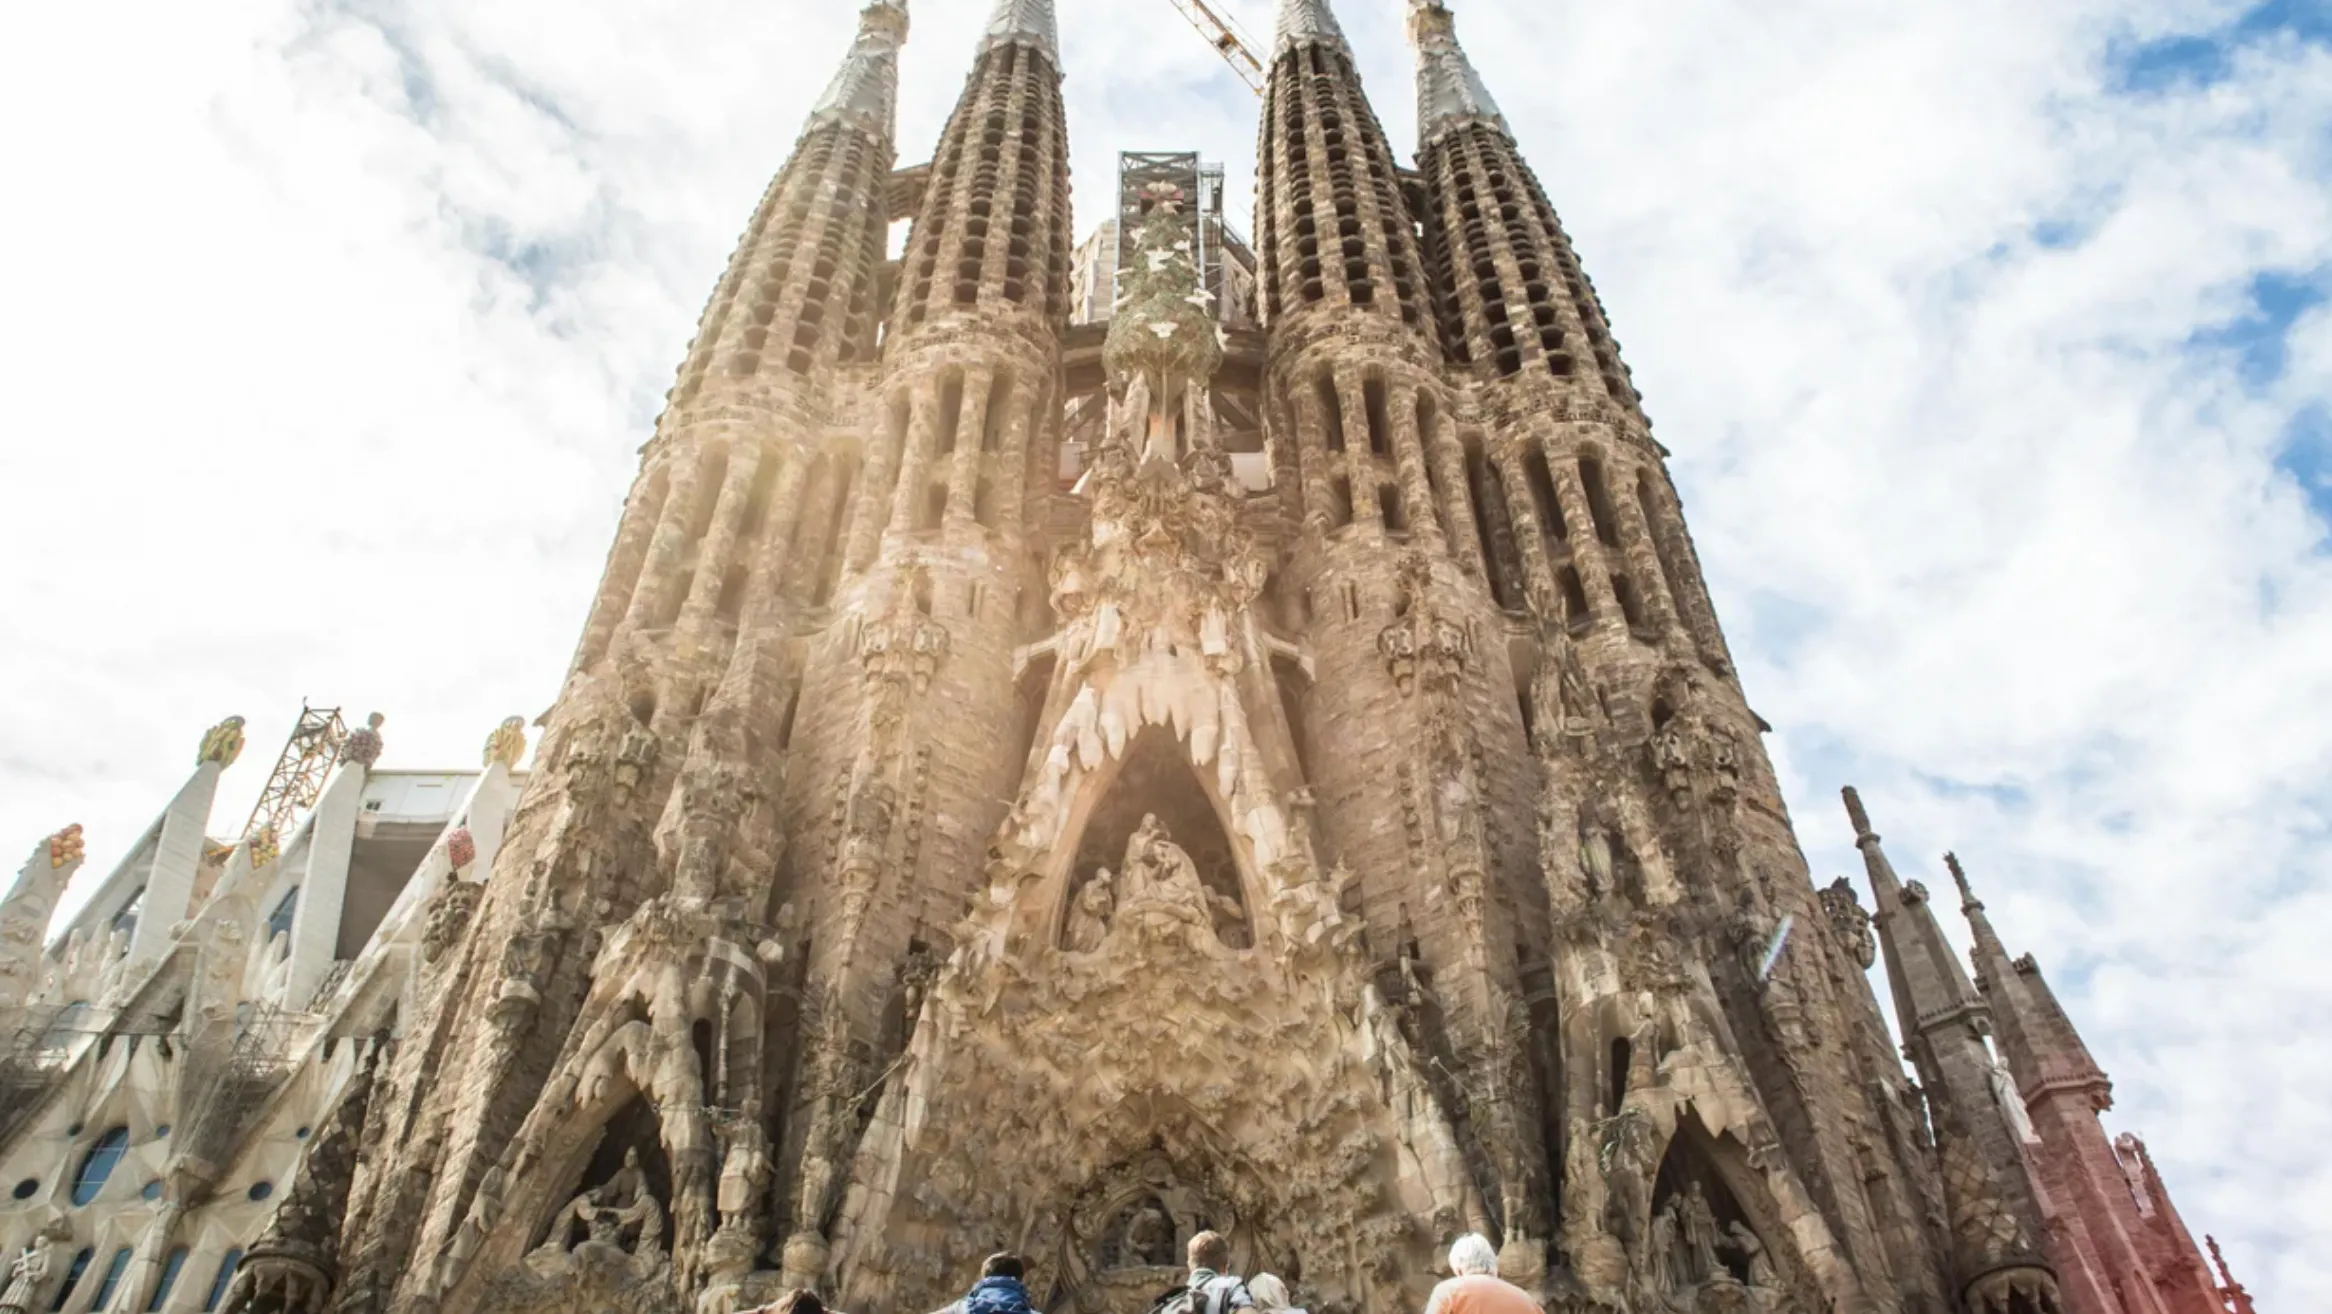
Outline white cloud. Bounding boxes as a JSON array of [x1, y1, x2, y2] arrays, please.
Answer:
[[0, 0, 2324, 1301]]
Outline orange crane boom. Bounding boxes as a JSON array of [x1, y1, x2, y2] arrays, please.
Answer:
[[1166, 0, 1266, 95]]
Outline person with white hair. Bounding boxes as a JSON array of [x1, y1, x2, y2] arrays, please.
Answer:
[[1247, 1273, 1305, 1314], [1421, 1234, 1543, 1314]]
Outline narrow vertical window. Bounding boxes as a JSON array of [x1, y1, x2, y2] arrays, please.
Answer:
[[267, 888, 299, 942], [936, 372, 965, 456], [50, 1248, 94, 1312], [1524, 449, 1568, 542], [1378, 484, 1407, 533], [1578, 455, 1620, 547], [89, 1248, 133, 1310], [146, 1247, 188, 1310], [1363, 375, 1392, 458], [201, 1250, 243, 1312], [1317, 374, 1346, 454], [1559, 567, 1592, 629]]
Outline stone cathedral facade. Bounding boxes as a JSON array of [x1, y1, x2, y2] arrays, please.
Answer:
[[0, 2, 2258, 1314]]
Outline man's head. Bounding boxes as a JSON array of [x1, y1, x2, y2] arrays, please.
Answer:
[[1447, 1233, 1498, 1277], [982, 1253, 1026, 1281], [1187, 1230, 1231, 1274]]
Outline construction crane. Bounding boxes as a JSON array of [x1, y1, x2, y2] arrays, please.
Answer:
[[240, 702, 349, 844], [1166, 0, 1267, 95]]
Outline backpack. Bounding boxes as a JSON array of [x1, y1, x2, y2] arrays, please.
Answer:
[[1149, 1274, 1248, 1314]]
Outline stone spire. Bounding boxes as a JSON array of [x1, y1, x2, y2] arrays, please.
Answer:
[[1951, 854, 2231, 1314], [1844, 788, 2064, 1313], [1948, 853, 2108, 1106], [1274, 0, 1349, 55], [810, 0, 909, 136], [1407, 0, 1504, 144], [980, 0, 1058, 58]]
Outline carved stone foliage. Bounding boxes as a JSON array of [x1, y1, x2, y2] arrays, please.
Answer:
[[435, 893, 774, 1314], [819, 882, 1480, 1314], [1817, 879, 1875, 970]]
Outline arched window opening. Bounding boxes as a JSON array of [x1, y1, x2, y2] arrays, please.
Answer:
[[688, 447, 731, 541], [1559, 567, 1593, 631], [936, 372, 966, 456], [738, 456, 782, 541], [973, 476, 998, 529], [981, 371, 1015, 453], [1523, 449, 1568, 543], [1578, 455, 1621, 547], [715, 564, 750, 623], [1638, 472, 1698, 632], [51, 1248, 94, 1312], [1378, 484, 1407, 533], [916, 483, 948, 534], [89, 1248, 133, 1310], [1328, 475, 1354, 529], [811, 465, 857, 606], [1608, 1036, 1631, 1115], [1316, 374, 1346, 454], [1464, 440, 1522, 609], [1613, 572, 1648, 633], [146, 1246, 188, 1311], [201, 1249, 243, 1312], [1272, 655, 1312, 784], [1363, 375, 1392, 458], [912, 574, 934, 617], [68, 1126, 129, 1200]]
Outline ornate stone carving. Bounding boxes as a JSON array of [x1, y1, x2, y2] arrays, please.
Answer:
[[341, 712, 387, 768], [46, 823, 83, 870], [484, 716, 530, 770], [1818, 879, 1875, 970], [200, 714, 248, 766]]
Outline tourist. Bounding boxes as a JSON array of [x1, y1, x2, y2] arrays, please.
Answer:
[[935, 1252, 1039, 1314], [1169, 1231, 1254, 1314], [1248, 1272, 1305, 1314], [1421, 1235, 1541, 1314]]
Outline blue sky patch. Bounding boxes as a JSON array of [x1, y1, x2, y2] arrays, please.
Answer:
[[2107, 0, 2332, 95]]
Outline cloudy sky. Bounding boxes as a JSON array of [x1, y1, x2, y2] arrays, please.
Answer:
[[2, 0, 2326, 1300]]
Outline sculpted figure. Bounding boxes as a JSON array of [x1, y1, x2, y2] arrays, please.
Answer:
[[1066, 869, 1115, 952], [1123, 1201, 1175, 1267], [539, 1147, 666, 1260], [1723, 1221, 1777, 1287], [1679, 1183, 1722, 1281], [1644, 1199, 1686, 1294], [0, 1220, 70, 1313]]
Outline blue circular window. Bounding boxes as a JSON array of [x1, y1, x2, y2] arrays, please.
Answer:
[[293, 1126, 311, 1140], [141, 1180, 164, 1202], [245, 1182, 274, 1202], [65, 1122, 83, 1137], [9, 1179, 36, 1200], [152, 1124, 171, 1141]]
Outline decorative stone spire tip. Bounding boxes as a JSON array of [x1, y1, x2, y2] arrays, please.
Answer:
[[980, 0, 1058, 58], [1840, 785, 1873, 839], [1408, 0, 1504, 142], [1275, 0, 1349, 56]]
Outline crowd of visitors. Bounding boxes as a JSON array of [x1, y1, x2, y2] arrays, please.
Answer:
[[747, 1231, 1539, 1314]]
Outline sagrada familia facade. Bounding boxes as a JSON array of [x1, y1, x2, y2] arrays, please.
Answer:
[[0, 2, 2262, 1313]]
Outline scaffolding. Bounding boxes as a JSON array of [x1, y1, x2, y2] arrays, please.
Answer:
[[240, 704, 349, 844]]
